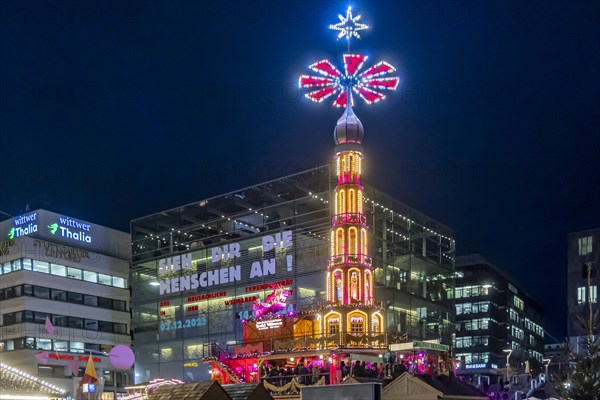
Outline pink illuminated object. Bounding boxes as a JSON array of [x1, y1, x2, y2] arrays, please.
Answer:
[[299, 55, 399, 107]]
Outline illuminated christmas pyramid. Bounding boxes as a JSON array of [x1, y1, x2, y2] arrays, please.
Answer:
[[298, 6, 400, 346]]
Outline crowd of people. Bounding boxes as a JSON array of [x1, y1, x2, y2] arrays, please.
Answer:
[[260, 357, 438, 387], [260, 361, 331, 386]]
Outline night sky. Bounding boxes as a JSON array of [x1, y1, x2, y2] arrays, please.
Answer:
[[1, 0, 599, 341]]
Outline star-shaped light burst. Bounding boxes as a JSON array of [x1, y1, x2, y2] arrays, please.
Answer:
[[329, 6, 369, 41], [299, 54, 400, 107]]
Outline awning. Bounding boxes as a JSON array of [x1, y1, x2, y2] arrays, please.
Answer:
[[389, 340, 449, 352], [349, 354, 384, 364]]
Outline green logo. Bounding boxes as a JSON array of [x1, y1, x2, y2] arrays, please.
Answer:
[[8, 228, 15, 240], [48, 223, 59, 234]]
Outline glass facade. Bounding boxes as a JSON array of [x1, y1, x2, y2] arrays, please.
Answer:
[[131, 165, 455, 383]]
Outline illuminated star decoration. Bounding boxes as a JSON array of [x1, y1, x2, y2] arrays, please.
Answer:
[[329, 6, 369, 41], [298, 54, 399, 107]]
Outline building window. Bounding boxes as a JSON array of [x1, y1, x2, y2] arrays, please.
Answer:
[[578, 236, 593, 255], [33, 261, 50, 274], [50, 264, 66, 277], [113, 276, 126, 288], [464, 318, 491, 331], [98, 273, 112, 286], [456, 301, 490, 315], [513, 296, 524, 311], [590, 286, 598, 304], [578, 287, 586, 304], [67, 267, 82, 279], [83, 271, 97, 283]]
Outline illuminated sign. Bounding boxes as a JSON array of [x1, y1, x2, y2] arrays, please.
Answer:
[[157, 230, 294, 296], [48, 216, 93, 243], [83, 383, 96, 393], [465, 363, 498, 370], [256, 318, 283, 330], [466, 363, 486, 369], [412, 341, 450, 352], [183, 362, 199, 367], [8, 212, 38, 239], [252, 287, 291, 318]]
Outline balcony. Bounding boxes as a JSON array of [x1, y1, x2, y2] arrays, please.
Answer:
[[332, 213, 367, 226], [328, 254, 373, 268]]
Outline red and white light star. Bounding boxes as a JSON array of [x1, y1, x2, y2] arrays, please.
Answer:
[[299, 54, 400, 107]]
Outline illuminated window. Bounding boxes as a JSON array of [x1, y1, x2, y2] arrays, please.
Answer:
[[464, 318, 491, 331], [83, 271, 97, 283], [361, 228, 367, 255], [50, 264, 66, 277], [590, 286, 598, 304], [336, 229, 344, 255], [509, 309, 520, 323], [454, 285, 489, 299], [577, 287, 586, 304], [358, 190, 363, 213], [349, 228, 357, 254], [513, 296, 524, 311], [372, 315, 380, 334], [511, 326, 525, 340], [455, 336, 489, 348], [328, 318, 340, 335], [113, 276, 126, 288], [33, 261, 50, 274], [456, 301, 490, 315], [350, 316, 364, 334], [578, 236, 593, 255], [338, 190, 345, 214]]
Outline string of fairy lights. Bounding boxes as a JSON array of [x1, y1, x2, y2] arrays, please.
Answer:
[[135, 190, 454, 257], [0, 363, 66, 394]]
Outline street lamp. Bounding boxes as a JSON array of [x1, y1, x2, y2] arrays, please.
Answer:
[[503, 349, 512, 383]]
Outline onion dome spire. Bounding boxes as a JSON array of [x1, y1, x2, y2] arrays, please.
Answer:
[[334, 88, 364, 145]]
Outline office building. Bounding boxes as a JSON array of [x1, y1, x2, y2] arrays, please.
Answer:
[[0, 209, 131, 397], [451, 254, 545, 383]]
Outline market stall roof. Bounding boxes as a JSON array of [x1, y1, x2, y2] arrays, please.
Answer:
[[223, 382, 274, 400], [382, 372, 488, 400], [151, 380, 231, 400]]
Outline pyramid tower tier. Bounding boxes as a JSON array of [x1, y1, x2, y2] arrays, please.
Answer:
[[327, 149, 374, 306]]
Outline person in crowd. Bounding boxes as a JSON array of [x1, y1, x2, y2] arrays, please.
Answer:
[[268, 364, 280, 386], [299, 362, 309, 385], [284, 366, 294, 385], [311, 362, 320, 384], [339, 360, 347, 381], [352, 360, 361, 377], [259, 363, 268, 379], [377, 362, 384, 379]]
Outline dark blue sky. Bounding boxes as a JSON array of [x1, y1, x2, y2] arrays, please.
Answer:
[[1, 0, 599, 340]]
